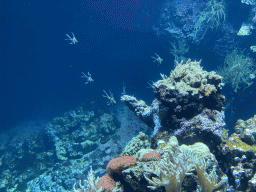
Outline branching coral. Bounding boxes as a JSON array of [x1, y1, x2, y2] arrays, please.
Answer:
[[169, 39, 189, 61], [217, 49, 255, 92], [73, 166, 102, 192], [194, 0, 226, 39]]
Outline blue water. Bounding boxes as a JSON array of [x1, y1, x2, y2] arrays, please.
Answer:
[[1, 0, 164, 130], [1, 0, 256, 191]]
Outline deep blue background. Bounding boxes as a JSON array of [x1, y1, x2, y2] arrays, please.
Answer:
[[1, 0, 256, 132], [0, 0, 166, 130]]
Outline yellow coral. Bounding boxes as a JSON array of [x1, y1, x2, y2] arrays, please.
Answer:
[[159, 59, 223, 96], [226, 135, 256, 152], [196, 158, 228, 192]]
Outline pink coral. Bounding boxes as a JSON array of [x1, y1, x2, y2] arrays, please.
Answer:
[[142, 151, 161, 161], [97, 175, 115, 192], [106, 155, 137, 175]]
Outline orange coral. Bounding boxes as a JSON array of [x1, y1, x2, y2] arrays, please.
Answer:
[[142, 151, 161, 161], [106, 155, 137, 175], [97, 175, 115, 192]]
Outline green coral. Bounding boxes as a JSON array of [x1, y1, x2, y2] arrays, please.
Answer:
[[217, 49, 255, 92], [194, 0, 226, 39], [169, 39, 189, 62]]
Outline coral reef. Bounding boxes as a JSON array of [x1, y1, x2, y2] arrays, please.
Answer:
[[117, 57, 256, 191], [0, 105, 123, 191], [73, 166, 102, 192], [0, 128, 56, 191], [141, 151, 161, 161], [1, 93, 256, 192], [193, 0, 226, 39], [25, 137, 121, 191], [94, 136, 229, 192], [3, 55, 256, 192], [122, 132, 150, 156], [217, 49, 255, 92], [49, 109, 119, 161], [96, 175, 115, 192], [152, 0, 207, 42], [121, 59, 225, 147], [143, 142, 228, 192], [174, 108, 225, 150], [219, 115, 256, 191]]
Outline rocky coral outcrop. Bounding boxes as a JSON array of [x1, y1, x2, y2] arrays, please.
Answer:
[[121, 59, 226, 148], [101, 136, 229, 192], [219, 115, 256, 191]]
